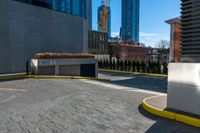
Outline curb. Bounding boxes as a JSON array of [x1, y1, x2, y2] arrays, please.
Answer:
[[0, 74, 110, 81], [27, 75, 110, 81], [0, 74, 27, 80], [99, 69, 168, 77], [142, 96, 200, 128]]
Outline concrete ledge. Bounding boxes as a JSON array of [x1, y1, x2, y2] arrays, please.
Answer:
[[142, 95, 200, 128], [27, 75, 110, 81], [0, 74, 26, 80], [99, 69, 168, 77], [168, 63, 200, 116], [0, 74, 110, 81]]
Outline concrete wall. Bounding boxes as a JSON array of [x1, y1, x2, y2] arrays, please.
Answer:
[[0, 0, 88, 74], [31, 58, 98, 77], [167, 63, 200, 116]]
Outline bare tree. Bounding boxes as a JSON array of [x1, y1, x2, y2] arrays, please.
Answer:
[[156, 40, 170, 49], [156, 40, 170, 64]]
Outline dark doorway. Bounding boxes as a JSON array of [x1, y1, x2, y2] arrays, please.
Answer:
[[81, 64, 96, 77]]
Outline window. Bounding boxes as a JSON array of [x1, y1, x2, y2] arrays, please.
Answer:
[[15, 0, 86, 18]]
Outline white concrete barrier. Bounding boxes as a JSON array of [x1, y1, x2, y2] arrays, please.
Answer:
[[167, 63, 200, 115]]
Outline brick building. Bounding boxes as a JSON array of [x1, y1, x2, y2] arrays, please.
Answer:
[[166, 17, 181, 62], [88, 30, 109, 60], [108, 41, 149, 61]]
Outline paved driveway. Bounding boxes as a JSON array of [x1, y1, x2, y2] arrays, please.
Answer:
[[0, 73, 199, 132], [99, 70, 168, 93]]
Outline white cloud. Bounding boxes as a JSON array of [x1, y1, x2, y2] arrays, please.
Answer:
[[139, 32, 169, 46], [139, 32, 158, 39], [111, 32, 119, 37]]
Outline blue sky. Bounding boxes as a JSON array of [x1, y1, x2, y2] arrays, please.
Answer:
[[92, 0, 181, 47]]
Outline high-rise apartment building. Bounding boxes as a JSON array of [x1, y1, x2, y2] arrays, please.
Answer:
[[181, 0, 200, 62], [167, 0, 200, 116], [121, 0, 140, 42]]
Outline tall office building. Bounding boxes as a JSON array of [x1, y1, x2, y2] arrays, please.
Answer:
[[52, 0, 87, 18], [121, 0, 140, 42], [87, 0, 92, 30], [97, 1, 111, 38], [16, 0, 88, 18], [181, 0, 200, 62], [52, 0, 92, 29]]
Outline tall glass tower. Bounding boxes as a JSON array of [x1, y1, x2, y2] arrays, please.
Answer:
[[16, 0, 92, 29], [121, 0, 140, 42], [15, 0, 88, 18], [52, 0, 87, 18], [87, 0, 92, 30]]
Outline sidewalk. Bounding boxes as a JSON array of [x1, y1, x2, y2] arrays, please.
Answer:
[[142, 95, 200, 128]]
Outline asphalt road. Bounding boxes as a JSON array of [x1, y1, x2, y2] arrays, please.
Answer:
[[0, 72, 199, 133], [99, 70, 168, 93]]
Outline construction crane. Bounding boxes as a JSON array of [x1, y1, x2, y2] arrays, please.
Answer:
[[97, 0, 110, 32]]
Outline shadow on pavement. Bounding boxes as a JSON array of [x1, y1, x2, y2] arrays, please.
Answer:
[[99, 71, 168, 93], [138, 105, 200, 133]]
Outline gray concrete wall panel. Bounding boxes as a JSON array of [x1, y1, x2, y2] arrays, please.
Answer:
[[0, 0, 88, 74], [167, 63, 200, 116]]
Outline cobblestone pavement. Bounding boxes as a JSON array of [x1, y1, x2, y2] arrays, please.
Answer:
[[0, 77, 199, 133]]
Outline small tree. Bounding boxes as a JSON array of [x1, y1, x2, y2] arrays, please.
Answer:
[[128, 60, 131, 71], [102, 59, 105, 69], [98, 60, 102, 69], [163, 62, 168, 74], [156, 40, 170, 64], [117, 60, 120, 70], [156, 40, 170, 49], [136, 61, 140, 72], [109, 60, 113, 70], [120, 60, 124, 71], [157, 62, 161, 74], [113, 60, 116, 70], [149, 61, 153, 73], [141, 61, 146, 73], [152, 62, 157, 73], [132, 60, 136, 72], [146, 61, 150, 73], [124, 60, 128, 71], [105, 59, 108, 69]]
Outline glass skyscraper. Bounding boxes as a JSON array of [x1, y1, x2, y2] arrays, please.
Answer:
[[121, 0, 140, 42], [87, 0, 92, 30], [53, 0, 87, 18], [15, 0, 87, 18], [15, 0, 92, 29]]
